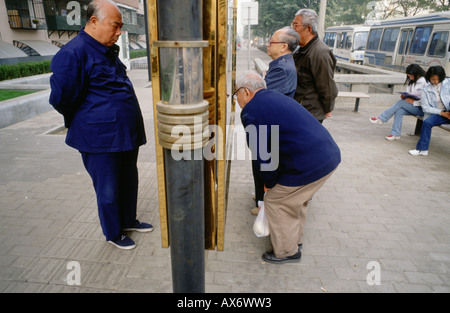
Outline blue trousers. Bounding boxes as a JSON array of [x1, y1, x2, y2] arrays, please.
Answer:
[[379, 100, 423, 136], [81, 149, 139, 241], [416, 115, 450, 151]]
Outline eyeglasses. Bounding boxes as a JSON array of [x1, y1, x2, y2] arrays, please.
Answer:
[[268, 41, 286, 47], [231, 87, 245, 99], [291, 23, 308, 30]]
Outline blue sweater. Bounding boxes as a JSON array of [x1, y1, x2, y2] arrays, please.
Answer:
[[241, 89, 341, 188]]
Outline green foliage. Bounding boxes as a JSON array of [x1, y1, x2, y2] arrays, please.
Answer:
[[251, 0, 450, 39], [0, 60, 51, 81], [252, 0, 320, 39], [129, 49, 147, 59]]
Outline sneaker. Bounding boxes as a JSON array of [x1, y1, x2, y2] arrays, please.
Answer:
[[369, 117, 383, 124], [385, 135, 400, 141], [250, 207, 261, 216], [108, 235, 136, 250], [409, 149, 428, 156], [123, 220, 154, 233]]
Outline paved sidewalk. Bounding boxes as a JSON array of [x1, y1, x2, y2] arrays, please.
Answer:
[[0, 46, 449, 293]]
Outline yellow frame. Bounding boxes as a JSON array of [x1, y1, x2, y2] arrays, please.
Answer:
[[147, 0, 236, 251]]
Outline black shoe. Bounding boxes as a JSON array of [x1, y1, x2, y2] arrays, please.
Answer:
[[262, 250, 301, 264]]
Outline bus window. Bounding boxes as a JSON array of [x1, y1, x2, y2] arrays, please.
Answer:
[[339, 32, 347, 49], [326, 32, 336, 48], [345, 36, 352, 50], [367, 29, 383, 50], [428, 32, 449, 57], [410, 26, 433, 55], [354, 32, 368, 50], [398, 30, 408, 54], [380, 28, 400, 52]]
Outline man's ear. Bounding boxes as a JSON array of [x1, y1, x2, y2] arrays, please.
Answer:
[[89, 16, 99, 28]]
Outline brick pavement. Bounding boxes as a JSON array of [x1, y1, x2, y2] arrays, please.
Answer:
[[0, 46, 449, 293]]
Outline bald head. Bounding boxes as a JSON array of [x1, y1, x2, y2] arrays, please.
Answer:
[[85, 0, 123, 47]]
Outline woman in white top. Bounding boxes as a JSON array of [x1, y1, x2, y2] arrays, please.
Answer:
[[370, 64, 427, 140], [409, 66, 450, 156]]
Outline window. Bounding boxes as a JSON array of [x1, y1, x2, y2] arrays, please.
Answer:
[[339, 32, 348, 49], [345, 36, 352, 50], [410, 26, 433, 55], [397, 29, 414, 55], [354, 32, 368, 51], [380, 28, 400, 52], [367, 29, 383, 50], [6, 0, 46, 29], [324, 32, 336, 48], [428, 32, 449, 57]]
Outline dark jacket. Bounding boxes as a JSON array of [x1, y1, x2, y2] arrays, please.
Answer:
[[49, 29, 146, 153], [293, 35, 338, 121], [265, 53, 297, 98], [240, 89, 341, 188]]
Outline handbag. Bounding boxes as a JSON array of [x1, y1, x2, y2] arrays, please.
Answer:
[[253, 201, 269, 237]]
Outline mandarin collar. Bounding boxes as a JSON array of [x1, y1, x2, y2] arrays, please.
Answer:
[[80, 28, 109, 55], [269, 53, 293, 67]]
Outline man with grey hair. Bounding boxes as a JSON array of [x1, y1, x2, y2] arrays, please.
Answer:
[[292, 9, 338, 123], [265, 27, 298, 98], [235, 71, 341, 264], [50, 0, 153, 250]]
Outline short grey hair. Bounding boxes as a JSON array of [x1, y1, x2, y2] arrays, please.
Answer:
[[279, 27, 300, 52], [236, 71, 267, 92], [87, 0, 120, 23], [295, 9, 319, 35]]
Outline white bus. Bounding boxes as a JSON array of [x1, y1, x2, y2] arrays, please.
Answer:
[[364, 12, 450, 73], [324, 25, 370, 64]]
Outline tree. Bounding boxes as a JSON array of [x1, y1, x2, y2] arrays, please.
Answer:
[[249, 0, 449, 41], [429, 0, 450, 12], [252, 0, 321, 40]]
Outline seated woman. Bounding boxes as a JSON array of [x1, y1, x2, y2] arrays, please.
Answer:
[[409, 66, 450, 156], [370, 64, 427, 140]]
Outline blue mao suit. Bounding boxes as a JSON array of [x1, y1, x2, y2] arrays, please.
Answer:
[[49, 29, 147, 242], [265, 53, 297, 98]]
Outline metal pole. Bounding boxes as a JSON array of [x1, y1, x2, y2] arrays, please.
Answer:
[[156, 0, 206, 293], [247, 6, 251, 70], [143, 0, 152, 81], [318, 0, 327, 39]]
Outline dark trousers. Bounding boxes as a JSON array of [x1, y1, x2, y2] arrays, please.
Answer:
[[81, 149, 139, 241], [252, 160, 265, 206]]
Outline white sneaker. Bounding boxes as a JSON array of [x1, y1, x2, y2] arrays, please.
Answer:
[[369, 117, 383, 124], [385, 135, 400, 141], [409, 149, 428, 156]]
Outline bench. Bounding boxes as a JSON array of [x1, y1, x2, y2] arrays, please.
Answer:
[[337, 91, 370, 113], [254, 58, 371, 113], [413, 116, 450, 135]]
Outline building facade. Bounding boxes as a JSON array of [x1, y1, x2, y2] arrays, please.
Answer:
[[0, 0, 146, 64]]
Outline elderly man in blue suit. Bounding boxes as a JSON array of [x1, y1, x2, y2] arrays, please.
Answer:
[[49, 0, 152, 250], [265, 27, 299, 98]]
